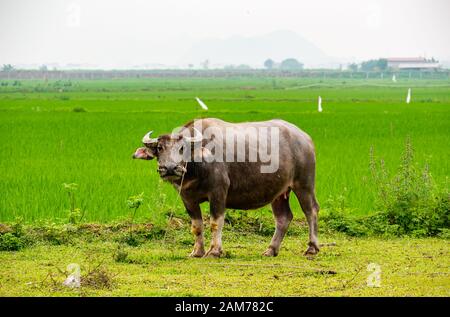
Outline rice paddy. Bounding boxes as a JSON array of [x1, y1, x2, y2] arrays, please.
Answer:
[[0, 77, 449, 223]]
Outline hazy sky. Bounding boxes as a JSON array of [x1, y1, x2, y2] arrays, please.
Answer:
[[1, 0, 449, 68]]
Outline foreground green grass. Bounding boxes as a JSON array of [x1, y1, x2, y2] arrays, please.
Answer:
[[1, 77, 449, 222], [0, 229, 448, 296]]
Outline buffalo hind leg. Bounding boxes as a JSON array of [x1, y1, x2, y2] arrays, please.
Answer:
[[293, 186, 320, 255], [204, 196, 226, 258], [263, 193, 293, 257]]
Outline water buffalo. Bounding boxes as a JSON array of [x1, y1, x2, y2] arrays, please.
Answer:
[[133, 118, 319, 257]]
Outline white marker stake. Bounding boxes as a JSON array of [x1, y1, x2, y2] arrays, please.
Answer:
[[195, 97, 208, 110], [318, 96, 323, 112], [406, 88, 411, 104], [392, 74, 397, 83]]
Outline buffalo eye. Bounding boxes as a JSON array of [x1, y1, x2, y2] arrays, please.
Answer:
[[157, 145, 163, 152]]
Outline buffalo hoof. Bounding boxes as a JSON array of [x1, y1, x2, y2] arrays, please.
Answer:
[[262, 247, 278, 257], [304, 245, 319, 256], [204, 249, 222, 258], [189, 249, 205, 258]]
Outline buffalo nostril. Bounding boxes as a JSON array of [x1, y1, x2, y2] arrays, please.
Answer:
[[175, 165, 187, 173]]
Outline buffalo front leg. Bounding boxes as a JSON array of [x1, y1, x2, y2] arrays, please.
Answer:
[[184, 201, 205, 257], [263, 193, 293, 257], [190, 218, 205, 257], [205, 197, 226, 258]]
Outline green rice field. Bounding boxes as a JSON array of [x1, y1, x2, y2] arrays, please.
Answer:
[[0, 77, 449, 223]]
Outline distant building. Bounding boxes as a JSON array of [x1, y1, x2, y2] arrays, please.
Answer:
[[386, 57, 440, 70]]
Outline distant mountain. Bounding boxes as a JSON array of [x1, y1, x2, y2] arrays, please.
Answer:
[[179, 30, 333, 68]]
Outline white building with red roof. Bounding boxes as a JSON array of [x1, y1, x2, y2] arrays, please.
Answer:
[[387, 57, 440, 70]]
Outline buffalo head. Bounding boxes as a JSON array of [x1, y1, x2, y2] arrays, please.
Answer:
[[133, 127, 207, 180]]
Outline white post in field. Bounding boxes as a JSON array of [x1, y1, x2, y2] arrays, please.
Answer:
[[195, 97, 208, 110], [406, 88, 411, 104], [318, 96, 323, 112]]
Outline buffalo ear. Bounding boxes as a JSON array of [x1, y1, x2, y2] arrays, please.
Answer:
[[201, 147, 213, 161], [192, 146, 213, 162], [133, 147, 156, 160]]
